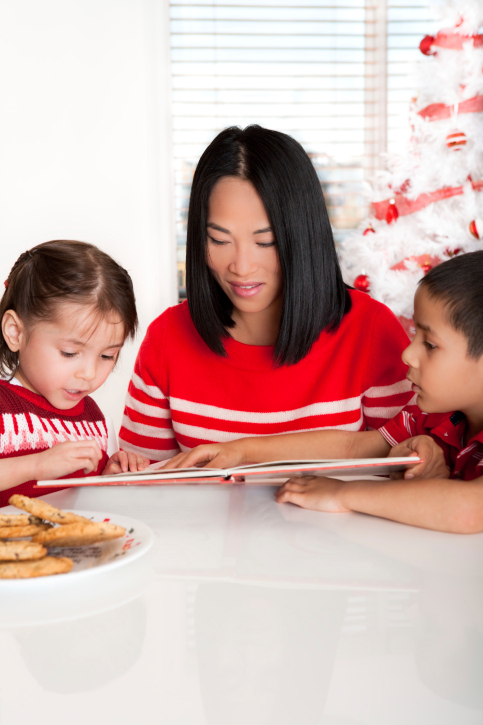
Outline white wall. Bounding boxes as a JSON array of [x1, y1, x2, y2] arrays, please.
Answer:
[[0, 0, 177, 432]]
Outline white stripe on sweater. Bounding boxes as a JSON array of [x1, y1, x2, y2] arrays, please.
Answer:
[[131, 371, 167, 401], [121, 415, 175, 439], [124, 392, 171, 420], [172, 415, 364, 444], [364, 379, 412, 398], [119, 440, 178, 460], [169, 395, 363, 424], [363, 405, 408, 420]]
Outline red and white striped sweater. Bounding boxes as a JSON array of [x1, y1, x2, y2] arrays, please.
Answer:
[[119, 291, 416, 462], [0, 380, 109, 507]]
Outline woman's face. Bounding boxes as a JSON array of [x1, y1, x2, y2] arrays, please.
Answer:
[[206, 177, 282, 319]]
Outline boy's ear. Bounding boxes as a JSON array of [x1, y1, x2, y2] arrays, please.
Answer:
[[1, 310, 24, 352]]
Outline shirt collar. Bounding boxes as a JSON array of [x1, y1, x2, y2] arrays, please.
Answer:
[[426, 411, 466, 449]]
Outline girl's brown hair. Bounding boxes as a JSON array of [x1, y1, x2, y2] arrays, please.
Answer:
[[0, 240, 138, 376]]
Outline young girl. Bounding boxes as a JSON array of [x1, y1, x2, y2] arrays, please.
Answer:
[[119, 125, 414, 463], [0, 239, 147, 507]]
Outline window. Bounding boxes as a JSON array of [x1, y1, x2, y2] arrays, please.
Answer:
[[170, 0, 435, 296]]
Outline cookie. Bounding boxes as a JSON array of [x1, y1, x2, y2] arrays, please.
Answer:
[[0, 513, 42, 527], [9, 495, 90, 525], [0, 556, 73, 579], [32, 521, 126, 547], [0, 540, 47, 561], [0, 523, 52, 539]]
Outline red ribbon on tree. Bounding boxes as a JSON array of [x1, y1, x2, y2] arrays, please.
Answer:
[[371, 179, 483, 221], [418, 94, 483, 121], [420, 30, 483, 55]]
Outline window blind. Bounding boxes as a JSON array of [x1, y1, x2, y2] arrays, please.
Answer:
[[387, 1, 438, 152], [170, 0, 434, 294]]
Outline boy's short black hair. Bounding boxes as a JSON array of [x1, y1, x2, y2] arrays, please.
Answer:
[[419, 251, 483, 359]]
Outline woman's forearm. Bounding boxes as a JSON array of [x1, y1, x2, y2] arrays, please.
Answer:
[[239, 428, 390, 464], [338, 477, 483, 534]]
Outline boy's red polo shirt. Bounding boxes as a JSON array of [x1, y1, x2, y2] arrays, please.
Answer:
[[379, 407, 483, 481]]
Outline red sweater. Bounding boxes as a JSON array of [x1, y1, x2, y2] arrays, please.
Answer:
[[0, 380, 109, 507], [119, 291, 415, 462]]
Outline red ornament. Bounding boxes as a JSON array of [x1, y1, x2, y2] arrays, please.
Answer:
[[445, 247, 461, 257], [386, 199, 399, 224], [446, 131, 467, 150], [354, 274, 370, 293], [469, 218, 482, 239], [363, 224, 375, 235], [391, 254, 441, 272], [419, 35, 436, 55]]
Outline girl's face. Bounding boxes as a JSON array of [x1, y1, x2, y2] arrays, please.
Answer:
[[206, 177, 282, 321], [2, 303, 125, 410]]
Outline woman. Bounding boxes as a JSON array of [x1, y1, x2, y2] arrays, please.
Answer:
[[119, 126, 413, 462]]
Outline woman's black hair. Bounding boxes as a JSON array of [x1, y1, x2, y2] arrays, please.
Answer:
[[0, 240, 138, 377], [186, 125, 351, 366]]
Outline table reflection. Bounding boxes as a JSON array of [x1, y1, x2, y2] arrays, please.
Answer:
[[15, 596, 147, 694]]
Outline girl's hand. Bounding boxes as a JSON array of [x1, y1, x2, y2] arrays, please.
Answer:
[[34, 440, 103, 480], [166, 442, 246, 470], [275, 476, 350, 513], [388, 435, 450, 480], [102, 450, 150, 475]]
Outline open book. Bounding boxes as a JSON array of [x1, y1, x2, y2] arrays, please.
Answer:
[[36, 456, 421, 488]]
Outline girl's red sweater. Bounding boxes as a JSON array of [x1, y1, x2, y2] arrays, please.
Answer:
[[0, 381, 108, 507]]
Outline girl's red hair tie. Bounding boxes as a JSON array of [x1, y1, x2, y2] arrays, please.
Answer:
[[4, 280, 8, 288]]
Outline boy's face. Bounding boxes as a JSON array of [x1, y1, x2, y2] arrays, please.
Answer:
[[402, 287, 483, 418]]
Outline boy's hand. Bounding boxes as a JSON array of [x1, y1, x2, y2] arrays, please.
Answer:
[[34, 440, 103, 480], [102, 450, 150, 475], [275, 476, 351, 513], [166, 442, 246, 470], [388, 435, 450, 480]]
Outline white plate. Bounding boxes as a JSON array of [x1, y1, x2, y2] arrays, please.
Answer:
[[0, 506, 154, 629], [0, 510, 155, 627], [0, 509, 154, 583]]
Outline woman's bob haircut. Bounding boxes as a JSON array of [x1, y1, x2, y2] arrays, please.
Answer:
[[186, 125, 351, 366]]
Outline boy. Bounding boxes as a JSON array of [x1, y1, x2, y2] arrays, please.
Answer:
[[167, 252, 483, 534]]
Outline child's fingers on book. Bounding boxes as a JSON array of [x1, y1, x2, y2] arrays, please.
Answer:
[[81, 458, 100, 474], [127, 452, 146, 471]]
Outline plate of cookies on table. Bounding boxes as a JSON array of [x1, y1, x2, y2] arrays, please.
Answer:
[[0, 495, 154, 582]]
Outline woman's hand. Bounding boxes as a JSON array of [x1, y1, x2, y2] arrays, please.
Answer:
[[165, 441, 247, 470], [102, 450, 150, 475], [388, 435, 450, 480], [33, 440, 104, 480], [275, 476, 351, 513]]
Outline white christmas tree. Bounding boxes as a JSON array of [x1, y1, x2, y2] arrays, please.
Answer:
[[339, 0, 483, 333]]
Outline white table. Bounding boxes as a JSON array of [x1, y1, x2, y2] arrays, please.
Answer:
[[1, 483, 483, 725]]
